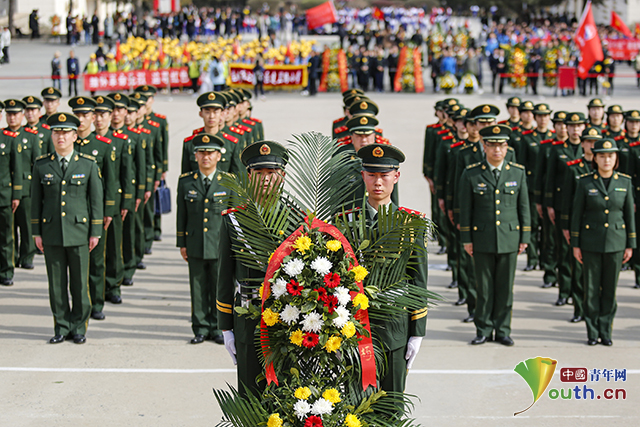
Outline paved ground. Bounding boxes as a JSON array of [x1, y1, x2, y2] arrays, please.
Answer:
[[0, 40, 639, 426]]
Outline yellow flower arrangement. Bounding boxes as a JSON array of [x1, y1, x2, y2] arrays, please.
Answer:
[[350, 265, 368, 282], [326, 240, 342, 252], [324, 336, 342, 353], [290, 329, 304, 346], [262, 308, 279, 326], [352, 293, 369, 310], [293, 235, 312, 254], [294, 387, 312, 400], [322, 388, 341, 404], [267, 413, 283, 427], [344, 414, 361, 427], [341, 321, 356, 339]]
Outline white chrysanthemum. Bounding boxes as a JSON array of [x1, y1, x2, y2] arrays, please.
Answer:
[[301, 312, 323, 333], [293, 400, 311, 420], [311, 398, 333, 415], [272, 278, 288, 299], [332, 306, 350, 328], [284, 258, 305, 277], [280, 304, 301, 325], [334, 286, 351, 306], [310, 256, 333, 276]]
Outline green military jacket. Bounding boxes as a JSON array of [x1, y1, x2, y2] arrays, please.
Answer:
[[422, 122, 445, 178], [176, 169, 229, 259], [544, 140, 583, 212], [533, 137, 561, 205], [107, 128, 136, 212], [136, 123, 157, 192], [0, 131, 23, 206], [143, 118, 163, 180], [6, 126, 40, 198], [31, 151, 104, 246], [508, 124, 535, 158], [570, 171, 636, 252], [182, 128, 244, 177], [332, 116, 348, 140], [74, 132, 118, 217], [126, 126, 148, 201], [518, 127, 555, 193], [26, 123, 52, 155], [248, 116, 264, 140], [148, 112, 168, 174], [560, 157, 593, 230], [611, 133, 634, 175], [459, 160, 531, 253], [433, 128, 458, 204]]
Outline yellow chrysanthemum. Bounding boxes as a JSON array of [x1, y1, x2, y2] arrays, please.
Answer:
[[267, 413, 283, 427], [322, 388, 341, 404], [324, 335, 342, 353], [259, 284, 264, 298], [268, 251, 274, 263], [352, 293, 369, 310], [341, 322, 356, 339], [293, 235, 312, 254], [290, 329, 304, 346], [294, 387, 312, 400], [326, 240, 342, 252], [351, 265, 369, 282], [344, 414, 361, 427], [262, 308, 279, 326]]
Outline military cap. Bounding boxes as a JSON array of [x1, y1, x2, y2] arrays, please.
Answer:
[[518, 100, 535, 112], [533, 103, 552, 115], [470, 104, 500, 122], [347, 115, 379, 134], [348, 99, 379, 116], [606, 105, 624, 115], [592, 138, 619, 153], [453, 107, 470, 121], [442, 98, 459, 107], [581, 127, 602, 140], [47, 112, 80, 131], [587, 98, 605, 108], [343, 93, 364, 108], [357, 143, 405, 173], [226, 90, 241, 106], [93, 95, 115, 112], [22, 95, 43, 109], [552, 111, 568, 122], [128, 98, 142, 111], [193, 133, 225, 152], [3, 99, 27, 112], [342, 88, 364, 98], [239, 88, 253, 101], [41, 87, 62, 100], [197, 92, 224, 109], [625, 110, 640, 121], [217, 92, 230, 109], [564, 112, 587, 125], [241, 140, 289, 170], [434, 100, 444, 110], [479, 124, 511, 143], [107, 92, 130, 108], [506, 97, 522, 107], [68, 96, 96, 113], [130, 92, 148, 104], [446, 103, 463, 116], [134, 85, 157, 96], [0, 100, 4, 110]]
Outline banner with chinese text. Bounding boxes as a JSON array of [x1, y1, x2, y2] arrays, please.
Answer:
[[83, 68, 191, 92], [227, 63, 308, 90], [605, 38, 640, 60]]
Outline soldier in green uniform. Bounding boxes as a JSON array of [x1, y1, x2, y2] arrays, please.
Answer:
[[587, 98, 606, 130], [69, 96, 118, 314], [177, 133, 228, 345], [332, 89, 364, 139], [31, 112, 103, 344], [219, 92, 249, 151], [4, 99, 40, 270], [23, 96, 52, 155], [570, 138, 635, 346], [545, 112, 587, 306], [624, 110, 640, 288], [459, 124, 530, 346], [237, 88, 264, 140], [508, 100, 535, 157], [218, 141, 292, 397], [39, 87, 62, 125], [498, 97, 521, 128], [535, 111, 568, 288], [602, 105, 625, 141], [354, 143, 428, 401], [0, 100, 22, 287]]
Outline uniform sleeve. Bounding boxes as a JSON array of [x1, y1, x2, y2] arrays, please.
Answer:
[[103, 145, 118, 217], [217, 217, 236, 331], [458, 169, 473, 244], [544, 147, 558, 207], [11, 138, 23, 200], [176, 179, 186, 248], [624, 178, 636, 249], [560, 172, 576, 230], [517, 171, 531, 244], [89, 161, 104, 237], [120, 140, 135, 211], [434, 143, 447, 201], [145, 134, 155, 192], [30, 162, 41, 236], [423, 127, 432, 177], [181, 140, 191, 175], [229, 142, 244, 178], [451, 150, 464, 222], [161, 120, 169, 173], [570, 179, 586, 248], [533, 146, 547, 204], [408, 229, 428, 337], [154, 128, 164, 179], [134, 136, 146, 200]]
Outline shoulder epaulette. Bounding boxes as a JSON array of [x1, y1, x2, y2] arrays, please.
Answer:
[[242, 118, 256, 126], [148, 120, 160, 128], [179, 171, 195, 178], [550, 129, 556, 133], [127, 126, 141, 134], [618, 172, 631, 179], [334, 125, 348, 134], [140, 127, 151, 134], [374, 127, 383, 134], [333, 117, 345, 124], [466, 162, 481, 169], [579, 173, 592, 179], [24, 127, 38, 134], [614, 134, 625, 141], [442, 135, 454, 141], [437, 129, 449, 135], [337, 135, 351, 142], [509, 162, 525, 169], [511, 127, 519, 131], [41, 123, 50, 130], [552, 140, 565, 145], [399, 207, 427, 219], [78, 152, 96, 161], [250, 117, 262, 123], [629, 141, 640, 147], [540, 138, 554, 144], [238, 124, 252, 133], [184, 134, 196, 142], [113, 132, 128, 140], [450, 140, 462, 148], [222, 207, 240, 216], [428, 123, 443, 129], [192, 127, 204, 135], [229, 126, 245, 135], [507, 146, 515, 151], [522, 129, 534, 135], [375, 136, 390, 145], [337, 138, 352, 147], [3, 130, 17, 137], [498, 120, 508, 124], [36, 154, 50, 161], [96, 135, 111, 144], [222, 133, 238, 144], [154, 113, 166, 120], [566, 158, 582, 166]]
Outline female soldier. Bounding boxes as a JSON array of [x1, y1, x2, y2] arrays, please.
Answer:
[[570, 138, 636, 346]]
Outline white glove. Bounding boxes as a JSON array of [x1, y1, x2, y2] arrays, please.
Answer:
[[223, 330, 237, 365], [405, 336, 423, 370]]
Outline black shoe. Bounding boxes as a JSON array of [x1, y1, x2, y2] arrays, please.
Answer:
[[471, 336, 488, 345], [91, 311, 105, 320], [20, 263, 35, 270], [73, 334, 86, 344], [496, 336, 514, 346], [154, 235, 162, 242], [587, 339, 598, 346], [0, 278, 13, 286], [621, 264, 631, 271], [448, 281, 458, 289], [601, 339, 613, 346], [437, 246, 447, 255], [109, 295, 122, 304], [541, 282, 556, 288], [211, 334, 224, 345], [190, 335, 205, 344], [555, 298, 567, 306], [524, 264, 536, 272], [570, 315, 583, 323], [122, 279, 133, 286], [445, 265, 452, 271], [136, 262, 146, 270], [49, 335, 65, 344], [463, 315, 474, 323], [36, 248, 44, 255], [634, 283, 640, 289], [454, 298, 466, 306], [144, 248, 152, 255]]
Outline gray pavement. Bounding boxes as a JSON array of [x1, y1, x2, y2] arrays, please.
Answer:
[[0, 41, 639, 426]]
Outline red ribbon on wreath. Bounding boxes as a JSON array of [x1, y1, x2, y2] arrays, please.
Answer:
[[261, 216, 377, 390]]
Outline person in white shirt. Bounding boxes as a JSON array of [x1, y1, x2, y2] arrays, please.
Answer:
[[1, 27, 10, 64]]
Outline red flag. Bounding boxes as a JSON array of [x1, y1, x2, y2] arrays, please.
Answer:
[[306, 1, 337, 30], [372, 7, 384, 21], [575, 2, 604, 79], [115, 40, 122, 62], [611, 11, 633, 38], [158, 41, 165, 63]]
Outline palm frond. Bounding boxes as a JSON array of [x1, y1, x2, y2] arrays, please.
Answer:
[[213, 385, 268, 427]]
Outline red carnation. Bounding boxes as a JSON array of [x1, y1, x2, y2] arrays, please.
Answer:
[[324, 295, 338, 314], [302, 332, 319, 348], [323, 273, 341, 288], [287, 280, 303, 296], [314, 287, 328, 301], [304, 415, 323, 427]]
